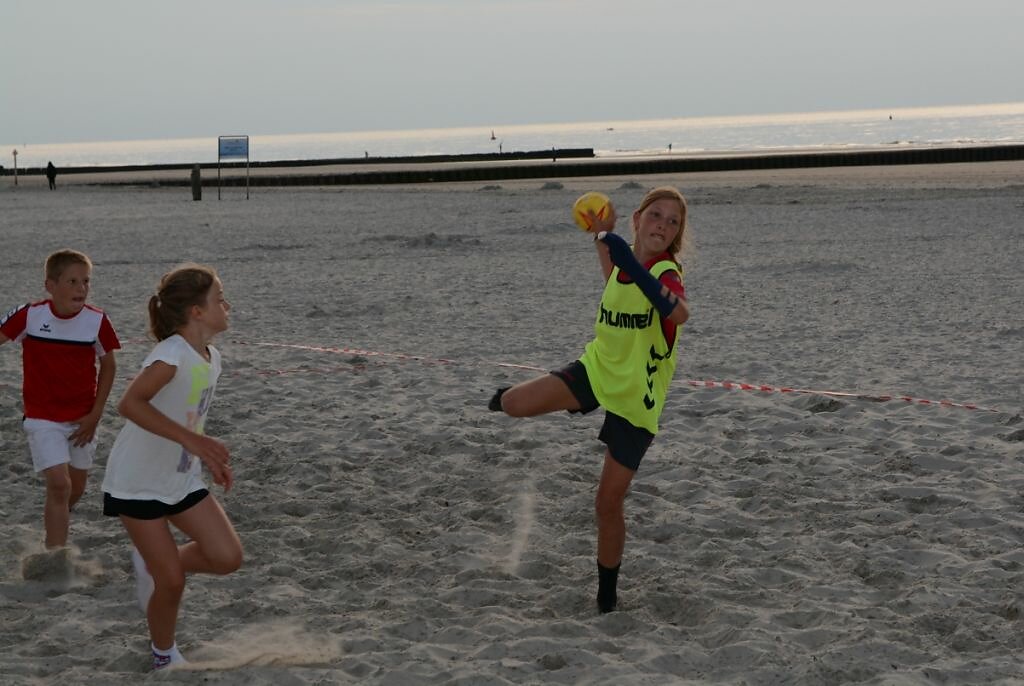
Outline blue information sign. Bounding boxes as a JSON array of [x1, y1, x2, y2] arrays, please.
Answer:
[[218, 136, 249, 159], [217, 135, 250, 199]]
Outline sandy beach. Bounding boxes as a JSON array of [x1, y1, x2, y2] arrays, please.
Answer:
[[1, 161, 1023, 684]]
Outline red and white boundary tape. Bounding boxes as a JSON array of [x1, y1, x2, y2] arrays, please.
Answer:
[[1, 340, 1001, 414], [682, 380, 1000, 413], [243, 341, 1005, 414]]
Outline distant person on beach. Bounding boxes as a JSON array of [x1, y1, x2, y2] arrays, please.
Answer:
[[46, 161, 57, 189], [489, 187, 691, 613], [0, 249, 121, 550], [101, 264, 241, 670]]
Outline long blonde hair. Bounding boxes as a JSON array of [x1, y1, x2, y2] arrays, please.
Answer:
[[631, 186, 693, 261]]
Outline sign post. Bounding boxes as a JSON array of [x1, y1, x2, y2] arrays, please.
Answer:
[[217, 135, 250, 200], [11, 149, 17, 186]]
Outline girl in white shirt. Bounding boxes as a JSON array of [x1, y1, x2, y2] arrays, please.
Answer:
[[102, 264, 241, 670]]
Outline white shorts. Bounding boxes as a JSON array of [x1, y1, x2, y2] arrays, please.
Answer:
[[23, 418, 97, 473]]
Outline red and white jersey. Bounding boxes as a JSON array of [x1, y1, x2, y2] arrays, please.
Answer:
[[0, 300, 121, 422]]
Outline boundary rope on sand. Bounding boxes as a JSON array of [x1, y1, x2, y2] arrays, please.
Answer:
[[1, 339, 1004, 415], [242, 341, 1006, 415], [681, 379, 999, 412]]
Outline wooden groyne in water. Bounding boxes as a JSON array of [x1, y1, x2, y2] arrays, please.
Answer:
[[6, 144, 1023, 187], [0, 149, 594, 177]]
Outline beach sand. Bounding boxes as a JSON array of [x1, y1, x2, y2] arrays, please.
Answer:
[[1, 162, 1022, 684]]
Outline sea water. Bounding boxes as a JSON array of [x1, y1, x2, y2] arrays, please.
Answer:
[[4, 102, 1024, 169]]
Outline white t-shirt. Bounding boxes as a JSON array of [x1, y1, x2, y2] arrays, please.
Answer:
[[102, 335, 221, 503]]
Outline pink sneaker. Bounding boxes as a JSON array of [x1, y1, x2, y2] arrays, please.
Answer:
[[151, 643, 187, 670]]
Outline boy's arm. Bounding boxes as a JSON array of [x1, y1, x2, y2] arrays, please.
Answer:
[[1, 304, 29, 344], [69, 351, 117, 447]]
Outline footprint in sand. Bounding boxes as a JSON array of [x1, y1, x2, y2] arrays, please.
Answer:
[[21, 546, 104, 584]]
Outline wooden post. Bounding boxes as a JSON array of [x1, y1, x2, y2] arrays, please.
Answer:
[[191, 165, 202, 201]]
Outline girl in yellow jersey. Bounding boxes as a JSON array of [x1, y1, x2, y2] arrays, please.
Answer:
[[490, 187, 691, 613]]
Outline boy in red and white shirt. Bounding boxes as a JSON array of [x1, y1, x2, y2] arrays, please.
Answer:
[[1, 249, 121, 549]]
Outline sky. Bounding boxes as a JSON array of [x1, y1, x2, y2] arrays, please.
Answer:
[[2, 0, 1023, 145]]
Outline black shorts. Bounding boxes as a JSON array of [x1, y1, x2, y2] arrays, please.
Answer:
[[598, 411, 654, 472], [551, 360, 600, 413], [103, 489, 209, 520], [552, 361, 655, 472]]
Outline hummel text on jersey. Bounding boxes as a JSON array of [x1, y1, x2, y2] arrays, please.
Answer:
[[598, 306, 655, 330]]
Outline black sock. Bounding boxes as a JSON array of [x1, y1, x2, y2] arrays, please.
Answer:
[[596, 561, 620, 613], [488, 387, 509, 412]]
